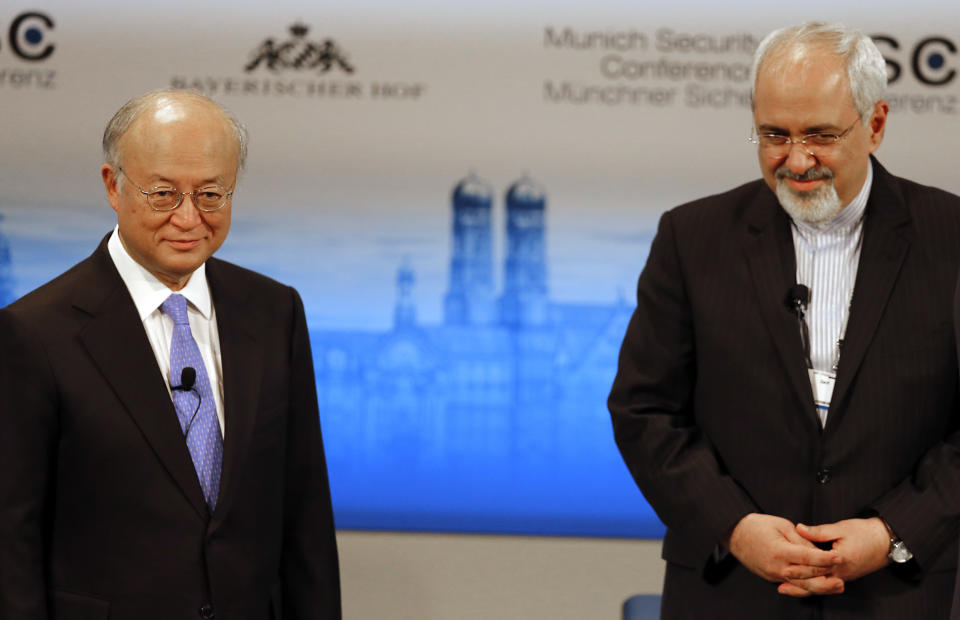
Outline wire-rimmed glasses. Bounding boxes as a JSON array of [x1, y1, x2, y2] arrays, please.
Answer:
[[748, 118, 861, 158], [116, 166, 233, 212]]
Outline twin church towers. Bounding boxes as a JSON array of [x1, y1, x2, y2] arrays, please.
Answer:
[[443, 172, 548, 328]]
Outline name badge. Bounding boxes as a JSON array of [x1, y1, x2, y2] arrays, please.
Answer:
[[809, 369, 836, 427]]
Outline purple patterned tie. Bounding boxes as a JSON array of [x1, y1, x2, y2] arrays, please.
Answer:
[[161, 293, 222, 511]]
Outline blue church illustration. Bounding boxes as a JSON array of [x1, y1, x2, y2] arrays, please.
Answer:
[[312, 173, 636, 491], [0, 214, 14, 308], [0, 187, 656, 535]]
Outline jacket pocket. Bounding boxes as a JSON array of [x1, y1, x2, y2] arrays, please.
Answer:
[[50, 590, 110, 620]]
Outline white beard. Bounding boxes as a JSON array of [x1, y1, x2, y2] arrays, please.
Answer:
[[775, 174, 844, 225]]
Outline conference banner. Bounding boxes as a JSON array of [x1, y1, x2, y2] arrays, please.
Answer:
[[1, 0, 957, 537]]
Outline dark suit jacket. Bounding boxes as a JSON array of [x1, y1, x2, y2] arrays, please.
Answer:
[[0, 236, 341, 620], [609, 159, 960, 619]]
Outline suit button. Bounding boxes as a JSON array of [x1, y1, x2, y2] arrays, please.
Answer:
[[817, 468, 831, 484], [199, 604, 215, 619]]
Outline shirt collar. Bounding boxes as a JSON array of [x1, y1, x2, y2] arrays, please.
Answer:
[[793, 160, 873, 236], [107, 226, 213, 321]]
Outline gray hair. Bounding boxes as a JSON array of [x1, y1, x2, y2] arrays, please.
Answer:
[[750, 22, 888, 123], [102, 89, 248, 172]]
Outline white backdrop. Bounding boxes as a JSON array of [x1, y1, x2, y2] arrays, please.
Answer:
[[1, 0, 957, 537]]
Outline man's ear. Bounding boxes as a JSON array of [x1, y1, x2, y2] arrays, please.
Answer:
[[102, 164, 121, 213], [867, 100, 889, 154]]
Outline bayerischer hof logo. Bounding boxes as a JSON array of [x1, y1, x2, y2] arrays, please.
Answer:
[[172, 20, 425, 101], [246, 22, 354, 74]]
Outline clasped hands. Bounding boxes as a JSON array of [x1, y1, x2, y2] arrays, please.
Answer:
[[725, 513, 891, 597]]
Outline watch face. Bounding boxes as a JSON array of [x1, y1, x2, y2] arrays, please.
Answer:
[[890, 540, 913, 563]]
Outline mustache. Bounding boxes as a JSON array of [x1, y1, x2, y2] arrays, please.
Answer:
[[776, 166, 834, 183]]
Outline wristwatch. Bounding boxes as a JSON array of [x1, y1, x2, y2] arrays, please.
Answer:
[[888, 538, 913, 563], [882, 519, 914, 563]]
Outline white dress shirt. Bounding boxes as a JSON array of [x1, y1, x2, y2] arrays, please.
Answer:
[[107, 227, 225, 434]]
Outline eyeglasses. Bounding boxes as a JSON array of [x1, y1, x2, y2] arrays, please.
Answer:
[[115, 166, 233, 212], [749, 118, 861, 157]]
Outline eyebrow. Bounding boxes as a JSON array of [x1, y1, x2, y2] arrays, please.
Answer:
[[149, 176, 227, 187], [757, 123, 844, 134]]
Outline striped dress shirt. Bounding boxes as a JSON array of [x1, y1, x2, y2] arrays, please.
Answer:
[[791, 162, 873, 426]]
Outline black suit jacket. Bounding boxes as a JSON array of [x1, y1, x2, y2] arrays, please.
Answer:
[[0, 236, 341, 620], [609, 159, 960, 619]]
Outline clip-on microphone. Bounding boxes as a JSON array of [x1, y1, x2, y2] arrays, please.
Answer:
[[785, 284, 812, 368], [785, 284, 810, 319], [171, 366, 202, 433]]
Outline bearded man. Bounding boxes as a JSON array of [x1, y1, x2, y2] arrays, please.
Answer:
[[609, 21, 960, 619]]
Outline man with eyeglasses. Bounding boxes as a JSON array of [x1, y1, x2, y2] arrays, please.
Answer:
[[609, 22, 960, 619], [0, 90, 341, 619]]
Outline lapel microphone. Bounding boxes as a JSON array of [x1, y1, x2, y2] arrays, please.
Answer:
[[785, 284, 813, 368], [172, 366, 197, 392], [171, 366, 203, 433], [785, 284, 811, 318]]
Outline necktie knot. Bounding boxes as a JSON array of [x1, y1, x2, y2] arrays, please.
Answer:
[[161, 294, 190, 326]]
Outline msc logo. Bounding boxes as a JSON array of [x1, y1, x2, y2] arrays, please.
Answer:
[[246, 22, 354, 74], [872, 34, 956, 86], [1, 11, 55, 61]]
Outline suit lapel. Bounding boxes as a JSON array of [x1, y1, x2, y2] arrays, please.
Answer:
[[742, 187, 820, 428], [206, 260, 263, 525], [75, 240, 209, 519], [827, 161, 911, 420]]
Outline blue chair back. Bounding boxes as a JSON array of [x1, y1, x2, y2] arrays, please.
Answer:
[[622, 594, 661, 620]]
